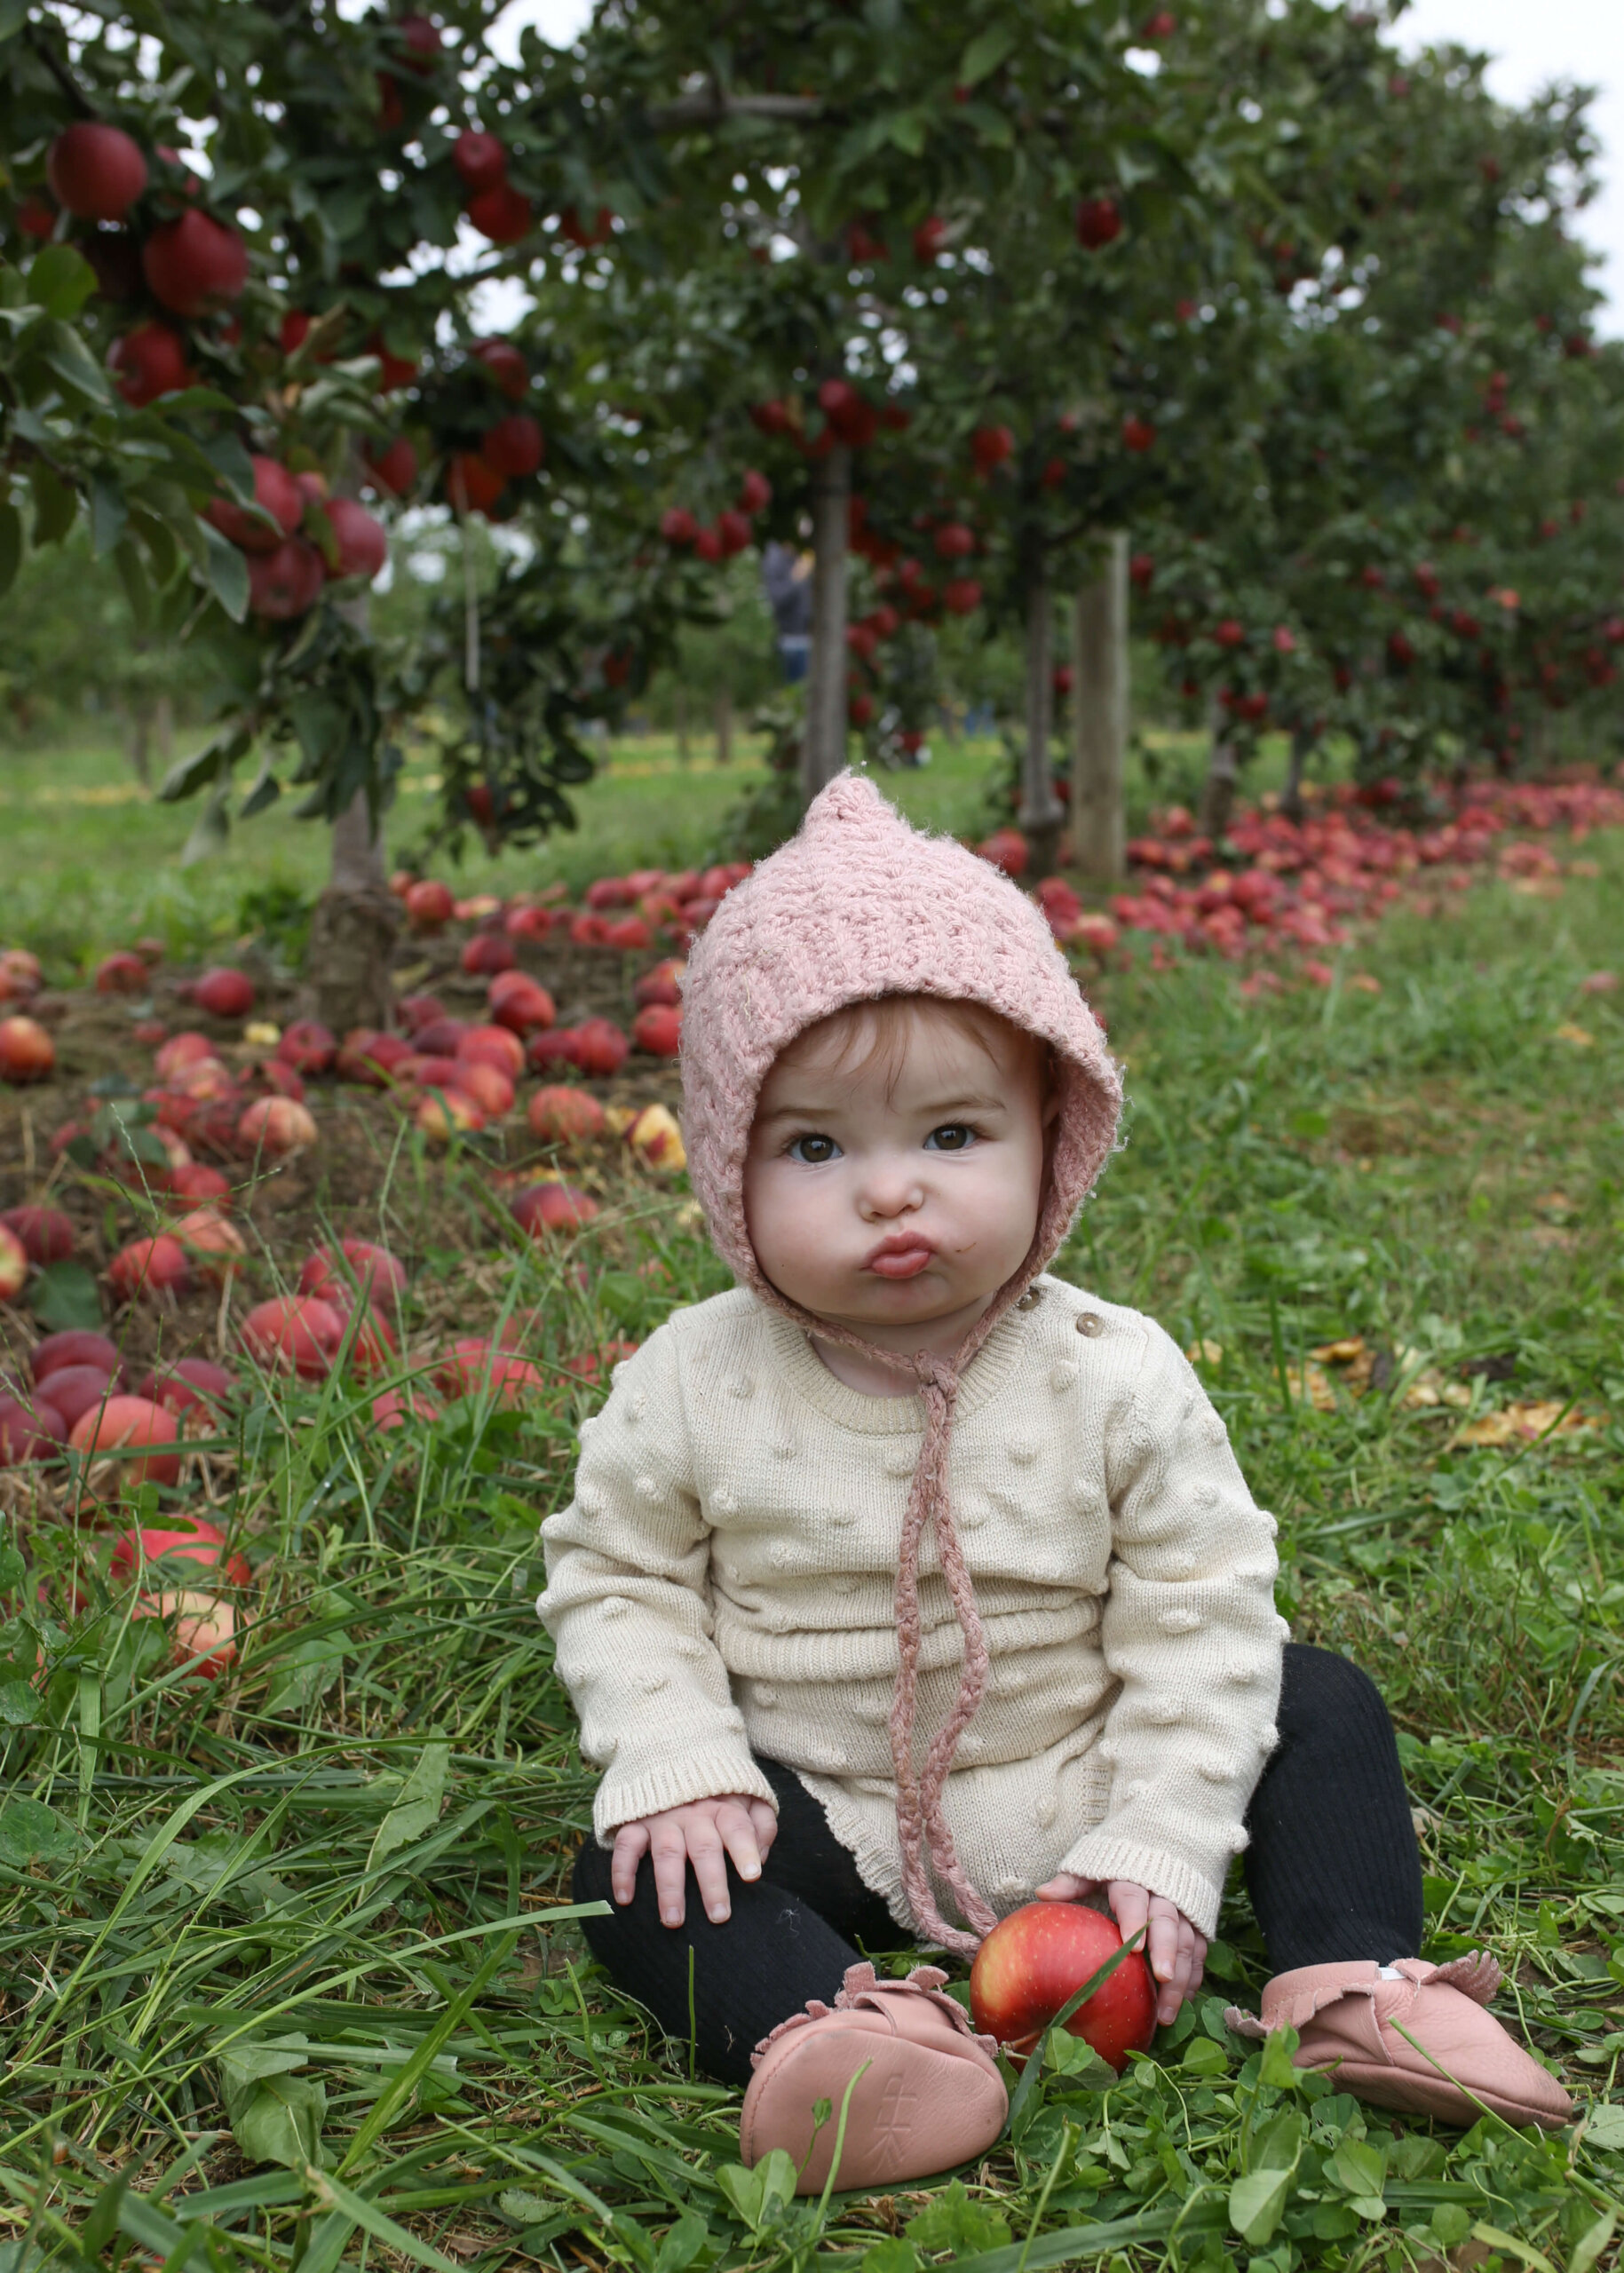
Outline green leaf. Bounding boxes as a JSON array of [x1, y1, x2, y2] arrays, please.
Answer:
[[1571, 2211, 1617, 2273], [716, 2151, 797, 2231], [1257, 2023, 1303, 2087], [31, 1261, 104, 1333], [91, 471, 129, 556], [27, 243, 97, 321], [1252, 2108, 1303, 2171], [1584, 2102, 1624, 2150], [179, 783, 233, 867], [1326, 2135, 1389, 2214], [0, 1683, 40, 1729], [653, 2209, 709, 2273], [0, 500, 20, 599], [223, 2071, 326, 2169], [265, 1631, 351, 1714], [219, 2035, 313, 2094], [28, 461, 76, 544], [200, 519, 250, 622], [366, 1738, 449, 1873], [0, 1799, 79, 1865], [1470, 2224, 1556, 2273], [194, 429, 257, 503], [907, 2182, 1010, 2256], [158, 724, 248, 804], [115, 535, 153, 635], [958, 25, 1016, 83], [42, 319, 110, 404], [884, 110, 926, 155], [861, 2244, 919, 2273], [1228, 2164, 1295, 2247]]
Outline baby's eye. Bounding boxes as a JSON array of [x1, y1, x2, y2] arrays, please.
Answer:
[[788, 1132, 842, 1165], [925, 1123, 978, 1152]]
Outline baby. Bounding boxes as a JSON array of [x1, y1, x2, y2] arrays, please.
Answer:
[[540, 776, 1567, 2192]]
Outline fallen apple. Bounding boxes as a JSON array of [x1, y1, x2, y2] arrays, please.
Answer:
[[107, 1232, 191, 1302], [139, 1358, 238, 1416], [69, 1393, 182, 1492], [511, 1182, 599, 1236], [237, 1097, 319, 1155], [0, 1224, 27, 1301], [110, 1517, 250, 1588], [1, 1206, 74, 1263], [193, 967, 256, 1018], [241, 1295, 345, 1379], [0, 1015, 55, 1084], [133, 1588, 237, 1679], [33, 1331, 121, 1384], [527, 1085, 606, 1144], [969, 1901, 1157, 2071]]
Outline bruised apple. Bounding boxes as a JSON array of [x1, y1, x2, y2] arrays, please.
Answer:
[[969, 1901, 1157, 2071]]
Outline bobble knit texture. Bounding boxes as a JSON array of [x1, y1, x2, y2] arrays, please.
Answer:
[[538, 1281, 1285, 1939]]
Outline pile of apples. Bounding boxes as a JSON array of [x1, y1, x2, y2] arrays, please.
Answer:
[[0, 947, 54, 1087], [392, 861, 750, 957]]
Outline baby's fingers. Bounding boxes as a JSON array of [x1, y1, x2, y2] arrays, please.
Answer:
[[715, 1800, 766, 1897], [610, 1820, 650, 1906]]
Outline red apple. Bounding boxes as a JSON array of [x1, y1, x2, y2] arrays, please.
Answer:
[[970, 424, 1014, 477], [461, 932, 516, 978], [456, 1059, 514, 1117], [1121, 416, 1156, 454], [237, 1096, 318, 1156], [934, 521, 976, 560], [511, 1182, 598, 1236], [0, 1017, 54, 1083], [164, 1161, 232, 1206], [0, 1393, 64, 1465], [470, 337, 527, 399], [110, 1517, 250, 1588], [661, 506, 699, 545], [35, 1365, 115, 1431], [324, 497, 388, 581], [2, 1206, 73, 1264], [95, 950, 148, 994], [364, 435, 418, 498], [47, 123, 147, 222], [205, 455, 303, 553], [631, 1003, 683, 1057], [70, 1393, 181, 1490], [276, 1018, 337, 1073], [242, 1295, 345, 1379], [943, 578, 982, 615], [913, 214, 948, 263], [142, 210, 247, 318], [435, 1339, 545, 1403], [33, 1330, 120, 1384], [970, 1902, 1157, 2071], [481, 413, 544, 478], [0, 1224, 26, 1302], [466, 182, 532, 243], [134, 1588, 237, 1678], [527, 1085, 606, 1144], [107, 321, 190, 408], [1075, 196, 1123, 250], [372, 1384, 440, 1430], [454, 128, 507, 194], [108, 1233, 191, 1302], [139, 1358, 237, 1416], [193, 966, 255, 1018], [248, 538, 326, 621], [633, 958, 686, 1009], [154, 1031, 215, 1078], [397, 12, 441, 70], [488, 973, 556, 1034], [457, 1023, 525, 1077], [298, 1239, 408, 1307], [573, 1017, 630, 1077], [414, 1087, 486, 1139], [171, 1206, 247, 1280], [448, 451, 505, 515]]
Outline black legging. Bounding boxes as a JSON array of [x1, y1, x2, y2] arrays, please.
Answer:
[[574, 1643, 1422, 2086]]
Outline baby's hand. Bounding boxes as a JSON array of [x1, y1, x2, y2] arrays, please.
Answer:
[[1034, 1873, 1207, 2027], [611, 1794, 779, 1928]]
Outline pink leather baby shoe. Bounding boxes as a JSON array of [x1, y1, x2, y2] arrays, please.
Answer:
[[1226, 1953, 1572, 2129], [741, 1962, 1009, 2194]]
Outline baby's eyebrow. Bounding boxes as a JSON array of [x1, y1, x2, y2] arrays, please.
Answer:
[[912, 1091, 1008, 1116]]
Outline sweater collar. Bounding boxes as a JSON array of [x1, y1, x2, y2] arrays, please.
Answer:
[[759, 1287, 1035, 1436]]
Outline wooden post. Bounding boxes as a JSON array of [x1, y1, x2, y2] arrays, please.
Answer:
[[1018, 571, 1064, 881], [1071, 533, 1129, 881], [715, 687, 733, 765], [803, 442, 852, 804]]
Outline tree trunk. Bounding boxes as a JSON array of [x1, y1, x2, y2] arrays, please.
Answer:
[[1018, 570, 1064, 881], [803, 442, 852, 805], [123, 699, 151, 786], [155, 692, 174, 765], [1282, 724, 1313, 821], [714, 687, 733, 765], [1072, 533, 1129, 882], [1200, 693, 1240, 842], [306, 588, 398, 1034]]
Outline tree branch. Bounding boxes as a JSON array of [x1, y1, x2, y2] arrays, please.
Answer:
[[26, 23, 95, 118], [645, 90, 823, 131]]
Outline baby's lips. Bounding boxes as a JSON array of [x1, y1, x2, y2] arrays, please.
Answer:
[[866, 1244, 935, 1279]]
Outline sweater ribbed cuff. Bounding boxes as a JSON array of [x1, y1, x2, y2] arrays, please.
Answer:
[[1057, 1831, 1227, 1939], [591, 1746, 779, 1846]]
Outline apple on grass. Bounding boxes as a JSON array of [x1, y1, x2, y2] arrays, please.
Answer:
[[969, 1901, 1157, 2071]]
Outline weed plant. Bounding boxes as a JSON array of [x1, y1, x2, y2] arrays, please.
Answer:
[[1, 856, 1622, 2268]]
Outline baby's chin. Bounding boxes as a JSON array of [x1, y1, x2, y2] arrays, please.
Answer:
[[802, 1268, 1004, 1331]]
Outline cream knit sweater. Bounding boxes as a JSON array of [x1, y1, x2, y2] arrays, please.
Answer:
[[537, 1276, 1286, 1939]]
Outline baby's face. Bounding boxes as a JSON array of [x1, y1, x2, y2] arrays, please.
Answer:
[[743, 999, 1052, 1349]]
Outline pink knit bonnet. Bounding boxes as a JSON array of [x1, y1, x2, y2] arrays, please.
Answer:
[[680, 772, 1123, 1951]]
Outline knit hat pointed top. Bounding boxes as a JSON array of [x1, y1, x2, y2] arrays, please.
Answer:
[[681, 772, 1122, 1300]]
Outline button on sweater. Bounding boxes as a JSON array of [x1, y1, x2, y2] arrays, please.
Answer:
[[537, 1276, 1285, 1939]]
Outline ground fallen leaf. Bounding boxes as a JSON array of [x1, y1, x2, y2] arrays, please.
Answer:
[[1284, 1361, 1336, 1412], [1555, 1023, 1594, 1047], [1453, 1400, 1603, 1448], [1311, 1336, 1367, 1363], [1186, 1338, 1224, 1366], [1510, 877, 1565, 899], [1347, 972, 1382, 994]]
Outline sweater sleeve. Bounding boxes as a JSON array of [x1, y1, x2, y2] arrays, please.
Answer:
[[535, 1322, 777, 1843], [1058, 1318, 1285, 1936]]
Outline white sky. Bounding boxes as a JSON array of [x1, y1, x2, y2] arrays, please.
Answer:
[[490, 0, 1623, 332]]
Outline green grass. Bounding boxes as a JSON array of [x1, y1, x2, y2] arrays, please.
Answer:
[[1, 768, 1622, 2268]]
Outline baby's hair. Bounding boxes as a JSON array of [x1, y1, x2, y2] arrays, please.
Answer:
[[775, 993, 1052, 1105]]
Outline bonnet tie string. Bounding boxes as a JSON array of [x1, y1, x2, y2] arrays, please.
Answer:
[[887, 1349, 998, 1955]]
